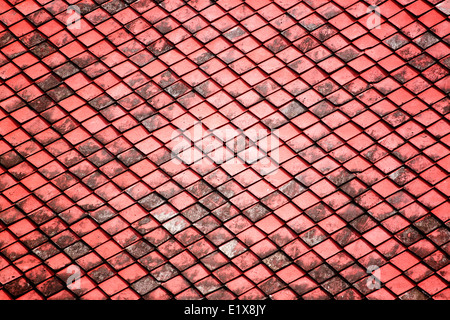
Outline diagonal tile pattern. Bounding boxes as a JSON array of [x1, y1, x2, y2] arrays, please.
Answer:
[[0, 0, 449, 300]]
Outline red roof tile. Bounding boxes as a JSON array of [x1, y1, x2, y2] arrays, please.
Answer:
[[0, 0, 449, 300]]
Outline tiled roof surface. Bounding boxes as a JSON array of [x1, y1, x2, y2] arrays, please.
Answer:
[[0, 0, 449, 300]]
